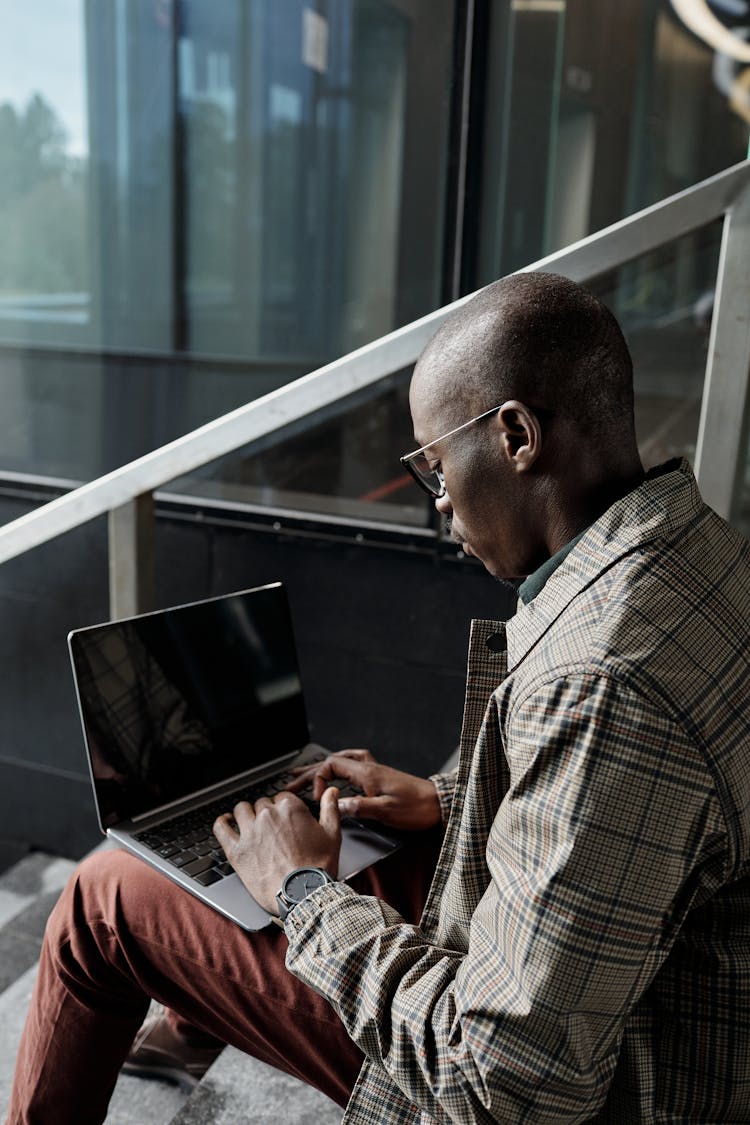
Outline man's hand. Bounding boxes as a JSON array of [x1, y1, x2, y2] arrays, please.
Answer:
[[288, 749, 442, 831], [213, 788, 341, 915]]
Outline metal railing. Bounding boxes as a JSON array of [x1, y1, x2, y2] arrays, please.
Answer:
[[1, 160, 749, 619]]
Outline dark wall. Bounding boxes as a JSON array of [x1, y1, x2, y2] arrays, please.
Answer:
[[0, 490, 514, 858]]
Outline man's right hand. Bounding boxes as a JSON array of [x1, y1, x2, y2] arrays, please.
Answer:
[[288, 749, 442, 832]]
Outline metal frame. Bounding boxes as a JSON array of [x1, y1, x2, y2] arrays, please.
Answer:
[[0, 160, 749, 618], [693, 179, 750, 514]]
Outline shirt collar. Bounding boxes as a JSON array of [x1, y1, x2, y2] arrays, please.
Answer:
[[505, 458, 701, 669]]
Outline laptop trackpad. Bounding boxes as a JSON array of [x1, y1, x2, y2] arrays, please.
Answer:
[[337, 820, 401, 880]]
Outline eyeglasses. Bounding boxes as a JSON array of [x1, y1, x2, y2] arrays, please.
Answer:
[[399, 404, 504, 498]]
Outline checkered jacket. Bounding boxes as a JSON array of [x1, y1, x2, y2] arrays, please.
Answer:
[[286, 461, 750, 1123]]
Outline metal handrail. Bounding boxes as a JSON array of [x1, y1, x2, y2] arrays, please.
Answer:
[[0, 159, 749, 608]]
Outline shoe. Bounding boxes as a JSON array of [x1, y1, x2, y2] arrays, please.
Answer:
[[122, 1007, 224, 1089]]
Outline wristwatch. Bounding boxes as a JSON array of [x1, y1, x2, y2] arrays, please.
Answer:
[[276, 866, 335, 921]]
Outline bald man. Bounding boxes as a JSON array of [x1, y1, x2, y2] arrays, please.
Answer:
[[9, 274, 750, 1124]]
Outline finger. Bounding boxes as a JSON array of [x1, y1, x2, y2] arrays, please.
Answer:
[[248, 797, 275, 819], [336, 749, 375, 763], [316, 749, 374, 767], [322, 752, 374, 796], [311, 771, 332, 801], [337, 794, 392, 822], [312, 755, 371, 793], [212, 813, 239, 846], [287, 760, 337, 792], [288, 759, 350, 801], [233, 799, 259, 826], [289, 749, 373, 781], [273, 790, 305, 809], [319, 786, 341, 838]]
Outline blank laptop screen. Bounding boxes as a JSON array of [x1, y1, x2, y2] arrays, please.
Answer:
[[70, 585, 310, 828]]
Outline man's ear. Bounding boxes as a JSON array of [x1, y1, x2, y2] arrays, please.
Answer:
[[496, 400, 542, 472]]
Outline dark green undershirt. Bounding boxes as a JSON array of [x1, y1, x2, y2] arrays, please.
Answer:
[[516, 527, 588, 605]]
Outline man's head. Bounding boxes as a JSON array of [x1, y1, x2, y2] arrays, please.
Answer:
[[408, 271, 643, 581]]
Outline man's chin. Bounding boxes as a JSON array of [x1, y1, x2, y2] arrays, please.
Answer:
[[454, 538, 477, 561], [459, 547, 519, 590], [449, 524, 474, 558]]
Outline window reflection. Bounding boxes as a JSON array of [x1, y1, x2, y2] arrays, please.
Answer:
[[0, 0, 746, 532], [0, 0, 89, 334], [180, 0, 410, 360]]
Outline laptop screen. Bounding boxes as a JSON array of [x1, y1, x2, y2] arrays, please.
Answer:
[[69, 584, 310, 828]]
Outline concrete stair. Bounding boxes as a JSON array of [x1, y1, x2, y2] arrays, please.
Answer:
[[0, 851, 342, 1124]]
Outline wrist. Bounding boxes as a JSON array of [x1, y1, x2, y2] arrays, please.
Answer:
[[276, 866, 336, 921], [416, 778, 443, 828]]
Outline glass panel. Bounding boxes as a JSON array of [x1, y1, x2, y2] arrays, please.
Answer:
[[478, 0, 568, 280], [168, 365, 433, 528], [625, 2, 750, 211], [180, 0, 415, 361], [0, 0, 89, 343], [168, 222, 723, 529], [0, 0, 455, 490], [587, 221, 723, 473], [477, 0, 749, 285], [0, 0, 743, 532]]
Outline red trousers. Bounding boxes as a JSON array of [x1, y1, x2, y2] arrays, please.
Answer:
[[6, 832, 440, 1125]]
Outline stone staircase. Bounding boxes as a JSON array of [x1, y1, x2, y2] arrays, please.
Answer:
[[0, 850, 343, 1124]]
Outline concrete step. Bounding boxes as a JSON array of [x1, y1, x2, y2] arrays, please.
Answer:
[[0, 850, 343, 1124], [0, 968, 188, 1123], [0, 852, 188, 1124], [0, 851, 77, 994], [170, 1047, 342, 1124]]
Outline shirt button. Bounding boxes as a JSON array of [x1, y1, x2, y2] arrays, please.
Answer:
[[485, 632, 507, 653]]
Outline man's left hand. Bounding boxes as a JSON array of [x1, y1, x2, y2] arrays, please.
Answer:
[[213, 788, 342, 915]]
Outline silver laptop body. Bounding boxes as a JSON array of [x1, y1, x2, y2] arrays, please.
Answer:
[[68, 582, 401, 930]]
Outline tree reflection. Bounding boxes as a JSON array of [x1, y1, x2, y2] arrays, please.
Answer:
[[0, 93, 87, 296]]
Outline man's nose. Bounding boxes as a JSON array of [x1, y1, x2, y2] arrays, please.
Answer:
[[435, 491, 452, 516]]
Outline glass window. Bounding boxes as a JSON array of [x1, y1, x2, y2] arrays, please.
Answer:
[[169, 223, 724, 529], [180, 0, 416, 361], [0, 0, 747, 535], [476, 0, 749, 283], [0, 0, 455, 490], [588, 221, 724, 471], [168, 365, 433, 528], [0, 0, 89, 344]]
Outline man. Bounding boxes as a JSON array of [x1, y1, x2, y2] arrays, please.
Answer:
[[8, 272, 750, 1123]]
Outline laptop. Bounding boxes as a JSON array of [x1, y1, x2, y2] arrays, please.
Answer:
[[68, 582, 402, 930]]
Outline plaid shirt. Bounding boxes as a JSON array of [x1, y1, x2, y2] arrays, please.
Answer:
[[286, 461, 750, 1123]]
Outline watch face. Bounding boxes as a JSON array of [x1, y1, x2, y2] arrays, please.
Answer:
[[284, 868, 328, 903]]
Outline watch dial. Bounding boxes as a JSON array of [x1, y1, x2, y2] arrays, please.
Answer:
[[286, 869, 326, 901]]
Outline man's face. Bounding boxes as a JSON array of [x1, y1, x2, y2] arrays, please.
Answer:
[[408, 372, 536, 582]]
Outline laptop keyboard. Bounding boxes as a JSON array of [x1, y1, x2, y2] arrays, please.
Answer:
[[134, 755, 359, 887]]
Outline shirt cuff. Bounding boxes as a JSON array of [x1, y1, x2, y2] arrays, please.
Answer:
[[283, 879, 356, 938], [429, 768, 457, 827]]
